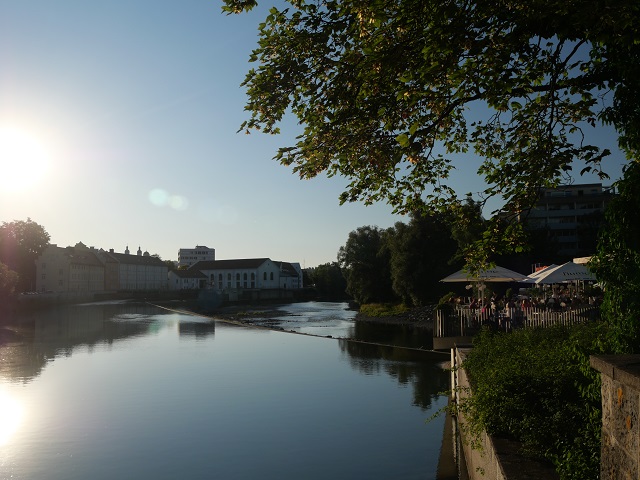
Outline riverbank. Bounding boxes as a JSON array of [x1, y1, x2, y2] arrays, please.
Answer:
[[204, 302, 436, 330], [354, 305, 435, 328]]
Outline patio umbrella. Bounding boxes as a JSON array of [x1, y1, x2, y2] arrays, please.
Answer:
[[441, 265, 529, 307], [526, 261, 596, 284], [521, 264, 558, 283], [441, 265, 529, 283]]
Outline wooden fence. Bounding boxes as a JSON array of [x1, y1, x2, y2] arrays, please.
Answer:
[[434, 305, 601, 338]]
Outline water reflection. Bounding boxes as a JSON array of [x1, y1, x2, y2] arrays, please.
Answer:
[[351, 321, 434, 350], [0, 301, 450, 479], [0, 389, 23, 445], [178, 320, 216, 339], [0, 302, 163, 382], [338, 339, 449, 410]]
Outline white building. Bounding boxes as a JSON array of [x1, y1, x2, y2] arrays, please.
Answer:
[[274, 261, 304, 289], [190, 258, 302, 291], [168, 269, 206, 290], [178, 246, 215, 268]]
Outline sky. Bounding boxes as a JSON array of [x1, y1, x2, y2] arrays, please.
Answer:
[[0, 1, 627, 268]]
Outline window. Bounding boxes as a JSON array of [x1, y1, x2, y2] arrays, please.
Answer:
[[236, 273, 240, 281], [243, 273, 247, 281], [251, 273, 255, 280], [218, 274, 222, 283], [270, 272, 274, 281], [227, 273, 231, 281], [263, 272, 267, 280]]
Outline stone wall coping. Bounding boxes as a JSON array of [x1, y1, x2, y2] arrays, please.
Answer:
[[591, 355, 640, 390]]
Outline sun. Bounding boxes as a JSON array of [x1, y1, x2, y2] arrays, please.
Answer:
[[0, 126, 51, 192], [0, 390, 23, 446]]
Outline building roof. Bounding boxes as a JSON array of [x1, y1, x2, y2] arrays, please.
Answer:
[[105, 251, 167, 267], [62, 246, 104, 267], [190, 258, 271, 271], [274, 261, 300, 277], [171, 269, 206, 279]]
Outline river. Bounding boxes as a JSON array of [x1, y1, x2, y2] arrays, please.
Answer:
[[0, 301, 452, 479]]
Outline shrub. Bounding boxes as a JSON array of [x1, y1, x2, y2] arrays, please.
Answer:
[[359, 303, 409, 317], [461, 323, 613, 480]]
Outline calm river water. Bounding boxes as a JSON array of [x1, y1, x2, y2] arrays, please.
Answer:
[[0, 301, 450, 480]]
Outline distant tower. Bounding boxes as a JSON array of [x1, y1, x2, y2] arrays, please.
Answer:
[[137, 246, 142, 256], [125, 245, 130, 255]]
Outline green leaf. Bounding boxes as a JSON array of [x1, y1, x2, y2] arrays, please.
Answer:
[[396, 133, 410, 147]]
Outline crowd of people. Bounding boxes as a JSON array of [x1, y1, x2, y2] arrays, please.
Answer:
[[445, 288, 603, 331]]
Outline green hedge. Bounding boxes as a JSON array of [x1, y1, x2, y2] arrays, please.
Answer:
[[359, 303, 410, 317], [461, 323, 612, 480]]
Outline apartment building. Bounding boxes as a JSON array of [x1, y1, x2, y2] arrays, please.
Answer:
[[178, 246, 215, 268], [523, 183, 616, 257]]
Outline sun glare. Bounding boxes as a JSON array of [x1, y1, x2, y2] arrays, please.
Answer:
[[0, 390, 23, 446], [0, 126, 51, 192]]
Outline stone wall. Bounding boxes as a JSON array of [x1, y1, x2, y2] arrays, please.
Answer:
[[591, 355, 640, 479]]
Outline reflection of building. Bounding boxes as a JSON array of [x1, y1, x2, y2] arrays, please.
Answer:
[[191, 258, 303, 290], [178, 246, 215, 268], [36, 243, 168, 293], [522, 183, 616, 257]]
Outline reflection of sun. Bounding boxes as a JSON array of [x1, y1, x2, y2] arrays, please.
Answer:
[[0, 126, 51, 192], [0, 390, 23, 446]]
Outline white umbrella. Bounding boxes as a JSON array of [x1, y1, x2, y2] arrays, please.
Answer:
[[441, 265, 528, 309], [521, 264, 558, 283], [526, 261, 596, 284], [441, 265, 529, 283]]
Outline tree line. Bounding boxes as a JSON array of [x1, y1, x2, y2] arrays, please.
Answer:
[[310, 198, 608, 308], [310, 200, 486, 306]]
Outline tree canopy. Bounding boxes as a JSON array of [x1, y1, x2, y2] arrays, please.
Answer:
[[224, 0, 639, 263], [590, 161, 640, 352], [338, 225, 395, 304], [0, 218, 50, 291], [388, 212, 459, 306], [308, 262, 348, 299]]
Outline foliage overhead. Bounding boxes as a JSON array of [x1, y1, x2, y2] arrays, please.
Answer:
[[224, 0, 639, 264]]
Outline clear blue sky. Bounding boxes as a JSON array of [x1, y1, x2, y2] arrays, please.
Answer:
[[0, 1, 626, 267]]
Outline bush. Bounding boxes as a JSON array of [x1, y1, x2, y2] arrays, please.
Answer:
[[461, 323, 613, 480], [359, 303, 409, 317]]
